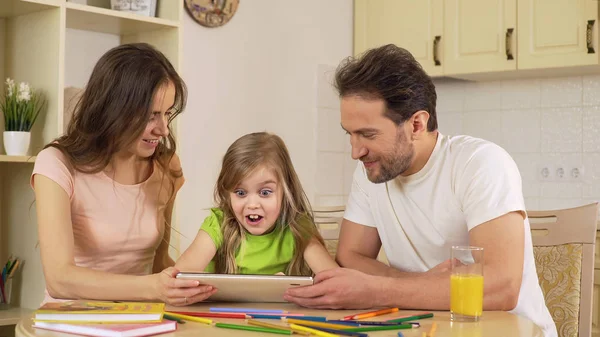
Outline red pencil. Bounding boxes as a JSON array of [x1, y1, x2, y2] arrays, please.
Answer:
[[167, 311, 247, 319]]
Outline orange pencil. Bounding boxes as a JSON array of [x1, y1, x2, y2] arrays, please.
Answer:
[[343, 307, 399, 320]]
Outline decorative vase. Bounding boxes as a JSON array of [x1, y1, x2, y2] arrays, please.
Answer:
[[3, 131, 31, 156]]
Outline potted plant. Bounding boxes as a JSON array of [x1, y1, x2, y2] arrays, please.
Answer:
[[0, 78, 45, 156]]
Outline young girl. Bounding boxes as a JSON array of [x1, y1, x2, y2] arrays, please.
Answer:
[[32, 43, 211, 306], [176, 132, 337, 280]]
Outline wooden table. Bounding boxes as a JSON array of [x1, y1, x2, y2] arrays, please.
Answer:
[[16, 302, 544, 337]]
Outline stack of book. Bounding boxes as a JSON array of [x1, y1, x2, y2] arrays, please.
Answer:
[[32, 301, 177, 337]]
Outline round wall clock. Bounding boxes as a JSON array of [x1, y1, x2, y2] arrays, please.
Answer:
[[184, 0, 240, 28]]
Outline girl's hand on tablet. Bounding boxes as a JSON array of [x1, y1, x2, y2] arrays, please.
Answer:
[[151, 267, 218, 305]]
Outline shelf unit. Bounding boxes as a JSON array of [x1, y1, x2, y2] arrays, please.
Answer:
[[0, 0, 182, 325]]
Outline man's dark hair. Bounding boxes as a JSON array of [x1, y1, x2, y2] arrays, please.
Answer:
[[334, 44, 438, 131]]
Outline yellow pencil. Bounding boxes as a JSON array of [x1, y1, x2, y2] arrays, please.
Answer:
[[164, 311, 212, 325], [287, 318, 352, 330], [422, 332, 427, 337], [429, 322, 437, 337], [247, 319, 292, 331], [289, 323, 339, 337]]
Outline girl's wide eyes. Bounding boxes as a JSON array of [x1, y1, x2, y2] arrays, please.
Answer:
[[260, 189, 273, 196], [234, 190, 246, 197]]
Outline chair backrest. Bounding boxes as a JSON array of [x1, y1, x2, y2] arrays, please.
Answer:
[[313, 206, 345, 259], [528, 203, 598, 337]]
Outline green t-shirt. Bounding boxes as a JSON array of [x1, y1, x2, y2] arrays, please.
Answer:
[[200, 208, 296, 275]]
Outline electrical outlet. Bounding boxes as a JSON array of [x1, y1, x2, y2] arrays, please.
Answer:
[[555, 166, 567, 180], [538, 165, 554, 181], [567, 164, 585, 181]]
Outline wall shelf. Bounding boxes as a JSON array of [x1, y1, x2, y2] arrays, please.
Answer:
[[0, 306, 30, 326], [0, 0, 60, 19], [65, 2, 179, 36], [0, 155, 36, 163]]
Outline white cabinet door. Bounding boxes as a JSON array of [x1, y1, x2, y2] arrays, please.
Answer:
[[518, 0, 600, 69], [354, 0, 444, 77], [444, 0, 517, 75]]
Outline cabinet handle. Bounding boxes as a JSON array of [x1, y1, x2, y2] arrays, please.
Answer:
[[505, 28, 514, 60], [433, 35, 441, 66], [587, 20, 595, 54]]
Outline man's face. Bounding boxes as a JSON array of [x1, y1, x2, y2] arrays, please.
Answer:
[[341, 95, 415, 183]]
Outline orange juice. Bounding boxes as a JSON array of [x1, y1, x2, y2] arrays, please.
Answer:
[[450, 274, 483, 317]]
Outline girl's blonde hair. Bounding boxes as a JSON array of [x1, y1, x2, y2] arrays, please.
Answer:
[[213, 132, 324, 276]]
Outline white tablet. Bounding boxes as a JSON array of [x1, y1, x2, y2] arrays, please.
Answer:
[[175, 273, 313, 303]]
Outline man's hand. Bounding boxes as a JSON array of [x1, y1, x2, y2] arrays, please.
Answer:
[[283, 268, 379, 309]]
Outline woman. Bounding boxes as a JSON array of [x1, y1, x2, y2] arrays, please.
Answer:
[[31, 43, 215, 305]]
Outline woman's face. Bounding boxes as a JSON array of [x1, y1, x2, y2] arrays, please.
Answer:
[[128, 81, 176, 159]]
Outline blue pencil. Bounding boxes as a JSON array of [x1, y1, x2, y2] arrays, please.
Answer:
[[210, 308, 284, 314], [284, 316, 328, 322]]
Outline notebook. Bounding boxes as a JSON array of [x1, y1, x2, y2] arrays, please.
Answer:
[[33, 321, 177, 337], [34, 301, 164, 323]]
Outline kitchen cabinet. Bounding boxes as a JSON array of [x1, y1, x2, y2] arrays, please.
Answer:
[[354, 0, 444, 77]]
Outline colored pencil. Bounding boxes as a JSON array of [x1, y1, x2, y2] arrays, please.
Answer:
[[210, 307, 285, 314], [329, 319, 398, 326], [299, 326, 368, 337], [215, 322, 292, 335], [343, 307, 399, 320], [163, 312, 212, 324], [429, 322, 437, 337], [283, 316, 328, 322], [397, 332, 404, 337], [168, 311, 247, 319], [386, 312, 434, 323], [289, 324, 339, 337], [162, 313, 185, 324], [287, 318, 357, 330], [341, 324, 414, 332], [248, 314, 305, 319], [247, 319, 293, 332]]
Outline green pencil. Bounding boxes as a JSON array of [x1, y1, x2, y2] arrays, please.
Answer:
[[386, 313, 434, 323], [341, 324, 414, 332], [215, 323, 293, 335], [163, 313, 185, 324]]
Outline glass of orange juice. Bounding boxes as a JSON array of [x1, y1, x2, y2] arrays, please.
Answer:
[[450, 246, 484, 322]]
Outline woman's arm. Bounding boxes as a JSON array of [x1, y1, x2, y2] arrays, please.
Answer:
[[175, 230, 218, 272], [34, 175, 208, 304], [303, 238, 339, 274], [153, 199, 176, 273]]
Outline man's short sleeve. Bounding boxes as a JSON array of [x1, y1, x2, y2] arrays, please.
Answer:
[[456, 143, 526, 231], [343, 162, 376, 227]]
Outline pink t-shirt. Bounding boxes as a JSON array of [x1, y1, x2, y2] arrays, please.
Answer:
[[31, 147, 184, 303]]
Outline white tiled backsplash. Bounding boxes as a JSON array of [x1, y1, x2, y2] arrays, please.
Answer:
[[316, 66, 600, 213]]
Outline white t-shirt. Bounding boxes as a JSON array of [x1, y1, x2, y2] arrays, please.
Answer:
[[344, 133, 556, 337]]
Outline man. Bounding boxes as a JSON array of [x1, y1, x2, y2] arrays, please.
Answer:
[[284, 44, 556, 337]]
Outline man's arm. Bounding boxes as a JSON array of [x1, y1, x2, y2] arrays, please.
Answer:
[[286, 211, 523, 311], [335, 219, 405, 277], [376, 211, 523, 310]]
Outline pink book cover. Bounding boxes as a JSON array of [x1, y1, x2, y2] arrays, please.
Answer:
[[33, 320, 177, 337]]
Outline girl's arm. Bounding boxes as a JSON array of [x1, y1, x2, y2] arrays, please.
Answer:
[[34, 175, 209, 305], [303, 238, 339, 274], [174, 230, 218, 272]]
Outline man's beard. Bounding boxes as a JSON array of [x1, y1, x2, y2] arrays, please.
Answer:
[[362, 132, 415, 184]]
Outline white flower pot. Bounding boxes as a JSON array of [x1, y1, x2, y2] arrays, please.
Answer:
[[3, 131, 31, 156]]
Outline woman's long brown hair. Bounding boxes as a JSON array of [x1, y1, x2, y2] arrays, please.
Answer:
[[46, 42, 186, 192], [213, 132, 325, 276]]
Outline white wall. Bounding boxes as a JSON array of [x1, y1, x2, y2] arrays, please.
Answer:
[[176, 0, 353, 251], [434, 76, 600, 212], [64, 29, 119, 88]]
